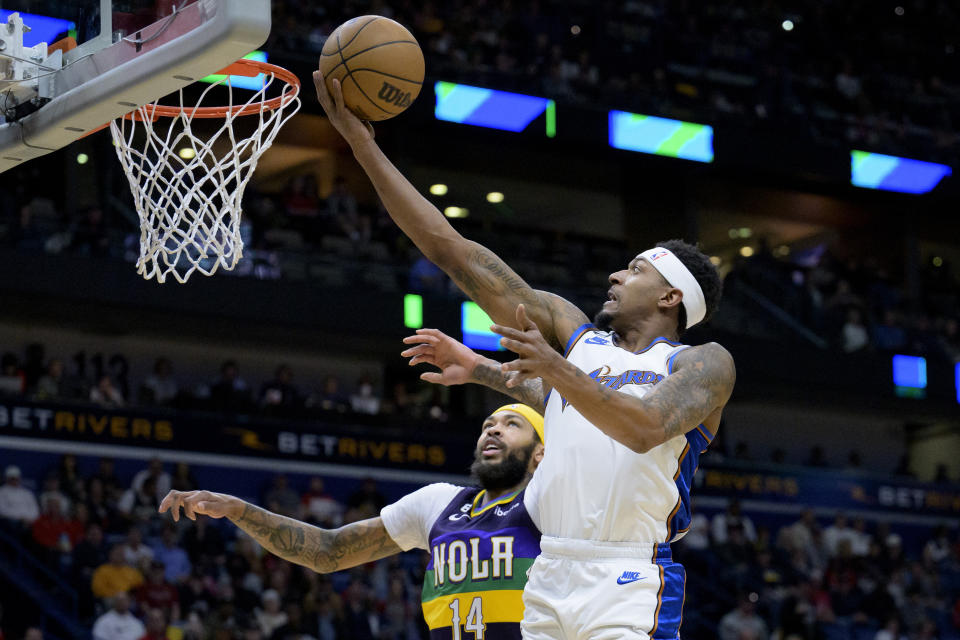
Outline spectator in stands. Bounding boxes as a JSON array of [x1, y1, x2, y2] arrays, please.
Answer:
[[85, 477, 119, 533], [259, 364, 300, 412], [139, 607, 172, 640], [719, 592, 769, 640], [712, 499, 757, 545], [92, 591, 145, 640], [22, 627, 43, 640], [92, 457, 122, 501], [924, 525, 953, 565], [32, 358, 65, 400], [91, 545, 144, 599], [301, 476, 344, 528], [255, 589, 288, 638], [117, 476, 162, 531], [0, 465, 40, 531], [89, 373, 124, 407], [181, 516, 225, 564], [263, 475, 300, 519], [72, 522, 107, 589], [209, 360, 252, 412], [308, 375, 349, 413], [38, 474, 69, 516], [349, 376, 381, 415], [54, 454, 84, 504], [0, 352, 24, 395], [135, 561, 181, 623], [121, 525, 154, 572], [140, 357, 178, 406], [823, 512, 856, 557], [151, 524, 191, 584], [170, 462, 198, 493], [30, 494, 83, 556], [132, 458, 172, 504], [328, 177, 366, 244], [875, 616, 907, 640]]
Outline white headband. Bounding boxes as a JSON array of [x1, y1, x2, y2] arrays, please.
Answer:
[[640, 247, 706, 329]]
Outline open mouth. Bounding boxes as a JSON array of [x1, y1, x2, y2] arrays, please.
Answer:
[[481, 439, 503, 456]]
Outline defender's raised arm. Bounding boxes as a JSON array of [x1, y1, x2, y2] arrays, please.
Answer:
[[313, 71, 588, 351]]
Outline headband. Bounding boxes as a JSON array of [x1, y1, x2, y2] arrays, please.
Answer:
[[640, 247, 706, 329], [491, 404, 545, 443]]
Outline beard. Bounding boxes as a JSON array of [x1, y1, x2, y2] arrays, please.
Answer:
[[470, 441, 537, 493], [593, 308, 614, 331]]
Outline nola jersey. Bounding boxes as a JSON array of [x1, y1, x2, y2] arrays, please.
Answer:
[[525, 324, 714, 543], [380, 483, 540, 639]]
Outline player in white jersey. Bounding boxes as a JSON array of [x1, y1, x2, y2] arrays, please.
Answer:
[[315, 70, 734, 639]]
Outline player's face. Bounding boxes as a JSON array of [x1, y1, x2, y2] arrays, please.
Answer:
[[595, 255, 671, 331], [471, 411, 544, 492]]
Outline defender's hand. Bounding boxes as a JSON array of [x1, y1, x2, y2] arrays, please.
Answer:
[[312, 70, 375, 145], [159, 490, 242, 522], [491, 304, 563, 387], [402, 328, 481, 386]]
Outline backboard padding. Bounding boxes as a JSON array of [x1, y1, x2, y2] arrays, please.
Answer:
[[0, 0, 270, 173]]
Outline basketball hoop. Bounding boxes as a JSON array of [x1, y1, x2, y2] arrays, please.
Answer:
[[110, 58, 301, 283]]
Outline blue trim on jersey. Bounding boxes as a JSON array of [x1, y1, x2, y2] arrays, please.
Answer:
[[634, 336, 683, 355], [667, 426, 710, 542], [563, 323, 594, 358], [666, 346, 691, 374], [652, 560, 686, 639]]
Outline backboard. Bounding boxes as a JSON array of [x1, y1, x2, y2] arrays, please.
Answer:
[[0, 0, 270, 173]]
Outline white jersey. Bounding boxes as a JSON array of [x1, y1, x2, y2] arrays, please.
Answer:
[[525, 324, 714, 543]]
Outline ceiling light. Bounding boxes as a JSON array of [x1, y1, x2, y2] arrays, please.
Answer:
[[429, 183, 448, 196], [76, 153, 89, 165], [486, 191, 504, 203], [781, 19, 794, 31], [178, 148, 196, 160], [710, 256, 722, 266], [740, 246, 755, 258], [444, 206, 469, 218]]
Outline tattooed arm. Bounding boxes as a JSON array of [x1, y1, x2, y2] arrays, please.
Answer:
[[492, 309, 735, 452], [540, 342, 735, 452], [158, 491, 400, 573]]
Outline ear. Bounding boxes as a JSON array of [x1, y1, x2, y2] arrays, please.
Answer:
[[529, 442, 545, 472], [659, 287, 684, 313]]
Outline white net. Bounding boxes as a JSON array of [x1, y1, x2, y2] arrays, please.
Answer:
[[110, 68, 300, 283]]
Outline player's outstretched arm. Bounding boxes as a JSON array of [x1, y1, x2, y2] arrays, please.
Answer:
[[401, 328, 544, 410], [493, 306, 735, 452], [159, 490, 401, 573], [312, 71, 588, 351]]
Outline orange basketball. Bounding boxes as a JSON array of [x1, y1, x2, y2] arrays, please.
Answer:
[[319, 16, 425, 121]]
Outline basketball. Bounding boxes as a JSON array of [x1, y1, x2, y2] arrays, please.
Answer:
[[319, 16, 425, 121]]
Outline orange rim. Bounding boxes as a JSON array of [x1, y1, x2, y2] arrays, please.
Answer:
[[129, 58, 301, 119], [86, 59, 300, 135]]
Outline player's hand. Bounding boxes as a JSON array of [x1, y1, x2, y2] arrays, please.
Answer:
[[491, 304, 563, 387], [312, 70, 375, 144], [159, 490, 242, 522], [401, 328, 481, 385]]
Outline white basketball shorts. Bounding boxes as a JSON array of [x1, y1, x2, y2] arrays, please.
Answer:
[[521, 537, 686, 640]]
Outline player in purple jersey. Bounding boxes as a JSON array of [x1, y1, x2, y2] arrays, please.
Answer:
[[159, 404, 545, 639]]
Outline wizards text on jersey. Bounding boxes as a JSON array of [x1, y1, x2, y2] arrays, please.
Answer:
[[560, 365, 664, 410]]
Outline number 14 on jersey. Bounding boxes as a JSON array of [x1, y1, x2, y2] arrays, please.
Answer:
[[449, 596, 485, 639]]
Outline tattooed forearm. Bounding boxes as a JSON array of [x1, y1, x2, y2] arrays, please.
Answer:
[[471, 358, 545, 409], [643, 343, 735, 441], [470, 247, 540, 304], [233, 505, 400, 573]]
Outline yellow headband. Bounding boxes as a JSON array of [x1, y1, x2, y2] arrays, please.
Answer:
[[491, 404, 545, 444]]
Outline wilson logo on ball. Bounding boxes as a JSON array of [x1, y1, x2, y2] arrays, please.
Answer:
[[378, 81, 413, 108]]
